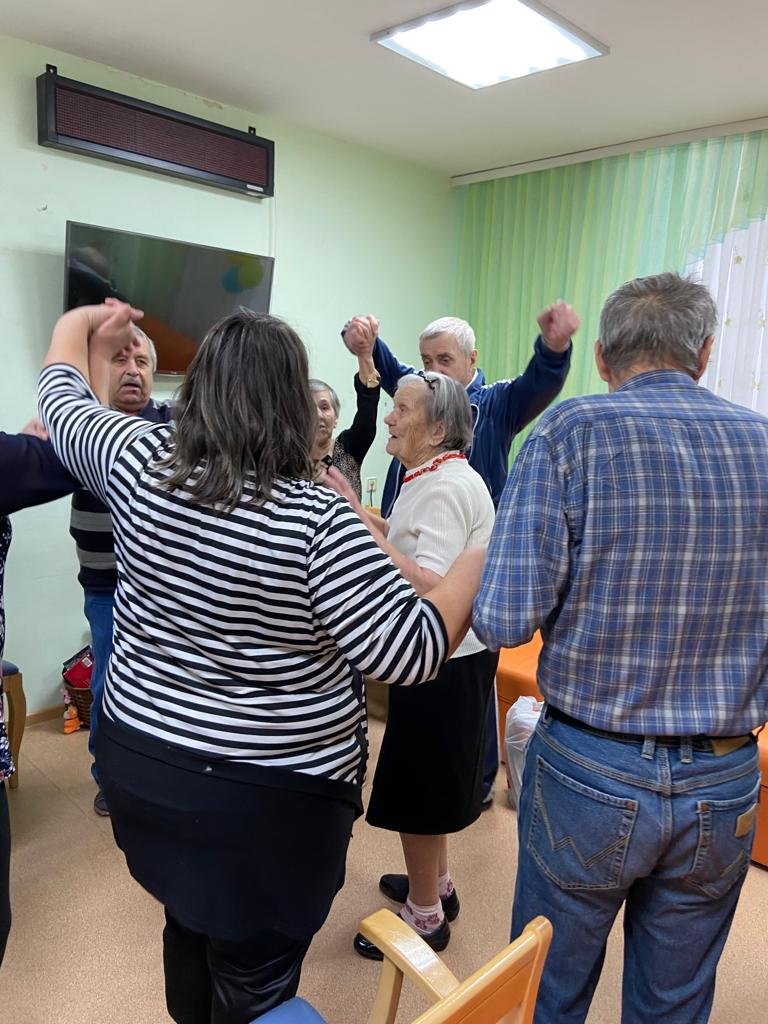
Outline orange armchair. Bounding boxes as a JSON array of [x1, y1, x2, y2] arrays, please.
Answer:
[[752, 727, 768, 867], [496, 636, 543, 763]]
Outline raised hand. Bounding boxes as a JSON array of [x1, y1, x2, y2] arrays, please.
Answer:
[[323, 465, 363, 510], [362, 314, 380, 339], [45, 300, 145, 379], [537, 301, 580, 353], [89, 301, 144, 358], [343, 315, 379, 357]]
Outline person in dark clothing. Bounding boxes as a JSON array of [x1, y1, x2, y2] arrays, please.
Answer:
[[0, 423, 77, 965], [310, 350, 381, 501], [68, 327, 171, 817]]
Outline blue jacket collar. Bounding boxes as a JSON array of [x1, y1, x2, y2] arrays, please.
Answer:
[[466, 368, 485, 403]]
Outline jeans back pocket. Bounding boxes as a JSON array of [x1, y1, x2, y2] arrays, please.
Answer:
[[527, 755, 638, 891], [685, 779, 761, 899]]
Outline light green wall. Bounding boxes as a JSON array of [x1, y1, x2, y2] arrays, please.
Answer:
[[0, 33, 454, 713]]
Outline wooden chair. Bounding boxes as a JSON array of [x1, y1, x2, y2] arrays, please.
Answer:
[[253, 911, 552, 1024], [1, 659, 26, 790], [361, 909, 551, 1024]]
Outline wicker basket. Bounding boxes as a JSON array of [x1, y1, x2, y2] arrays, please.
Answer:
[[62, 645, 94, 728], [64, 682, 93, 727]]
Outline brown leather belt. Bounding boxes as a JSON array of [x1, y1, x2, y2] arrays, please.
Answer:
[[547, 706, 752, 757]]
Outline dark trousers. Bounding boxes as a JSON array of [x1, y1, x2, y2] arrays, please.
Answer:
[[163, 910, 311, 1024], [481, 683, 499, 798], [0, 782, 10, 966], [83, 589, 115, 786]]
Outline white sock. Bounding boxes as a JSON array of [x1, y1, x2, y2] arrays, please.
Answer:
[[401, 897, 444, 934], [438, 872, 454, 898]]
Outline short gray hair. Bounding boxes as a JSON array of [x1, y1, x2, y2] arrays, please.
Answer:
[[133, 326, 158, 373], [308, 378, 340, 416], [599, 273, 718, 376], [420, 316, 476, 358], [398, 371, 473, 453]]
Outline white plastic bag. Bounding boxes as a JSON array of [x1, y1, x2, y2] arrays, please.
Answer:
[[504, 696, 543, 809]]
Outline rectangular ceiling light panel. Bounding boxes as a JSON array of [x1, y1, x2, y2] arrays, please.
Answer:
[[373, 0, 607, 90]]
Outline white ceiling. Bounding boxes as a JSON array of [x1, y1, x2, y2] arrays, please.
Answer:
[[2, 0, 767, 178]]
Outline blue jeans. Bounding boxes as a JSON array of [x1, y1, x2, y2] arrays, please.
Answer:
[[511, 710, 760, 1024], [83, 591, 115, 787]]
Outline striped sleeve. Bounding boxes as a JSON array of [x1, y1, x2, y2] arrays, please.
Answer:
[[38, 364, 158, 506], [309, 498, 448, 685]]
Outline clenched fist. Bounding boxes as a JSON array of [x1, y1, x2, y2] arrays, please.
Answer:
[[537, 301, 580, 354]]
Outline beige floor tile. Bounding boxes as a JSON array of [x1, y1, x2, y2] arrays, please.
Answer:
[[3, 718, 767, 1023]]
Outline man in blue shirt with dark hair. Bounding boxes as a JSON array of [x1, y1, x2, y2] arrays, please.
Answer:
[[474, 272, 766, 1024]]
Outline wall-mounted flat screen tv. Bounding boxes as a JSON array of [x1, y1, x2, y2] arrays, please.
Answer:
[[64, 221, 275, 374]]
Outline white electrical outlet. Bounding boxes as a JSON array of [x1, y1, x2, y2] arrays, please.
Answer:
[[365, 477, 377, 493]]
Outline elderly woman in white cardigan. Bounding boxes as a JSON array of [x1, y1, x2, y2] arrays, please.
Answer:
[[326, 369, 497, 959]]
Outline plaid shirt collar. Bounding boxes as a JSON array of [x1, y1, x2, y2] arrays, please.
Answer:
[[617, 369, 697, 392]]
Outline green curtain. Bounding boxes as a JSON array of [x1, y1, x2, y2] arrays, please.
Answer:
[[453, 129, 768, 457]]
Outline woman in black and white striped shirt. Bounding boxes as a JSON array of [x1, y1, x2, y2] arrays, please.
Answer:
[[39, 302, 484, 1024]]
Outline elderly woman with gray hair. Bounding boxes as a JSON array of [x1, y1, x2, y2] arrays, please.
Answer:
[[310, 349, 381, 500], [326, 369, 497, 959]]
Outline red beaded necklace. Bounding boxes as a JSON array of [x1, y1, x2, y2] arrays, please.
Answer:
[[402, 451, 466, 485]]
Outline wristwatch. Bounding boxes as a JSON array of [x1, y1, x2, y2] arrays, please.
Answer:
[[363, 370, 381, 389]]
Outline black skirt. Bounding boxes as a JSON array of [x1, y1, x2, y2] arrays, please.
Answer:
[[97, 716, 359, 943], [366, 647, 498, 835]]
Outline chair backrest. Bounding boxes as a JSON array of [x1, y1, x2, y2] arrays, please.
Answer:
[[360, 910, 552, 1024]]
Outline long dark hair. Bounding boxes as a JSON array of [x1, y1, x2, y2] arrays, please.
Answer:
[[159, 309, 315, 510]]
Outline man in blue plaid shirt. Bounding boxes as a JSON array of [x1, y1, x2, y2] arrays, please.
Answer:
[[474, 273, 766, 1024]]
